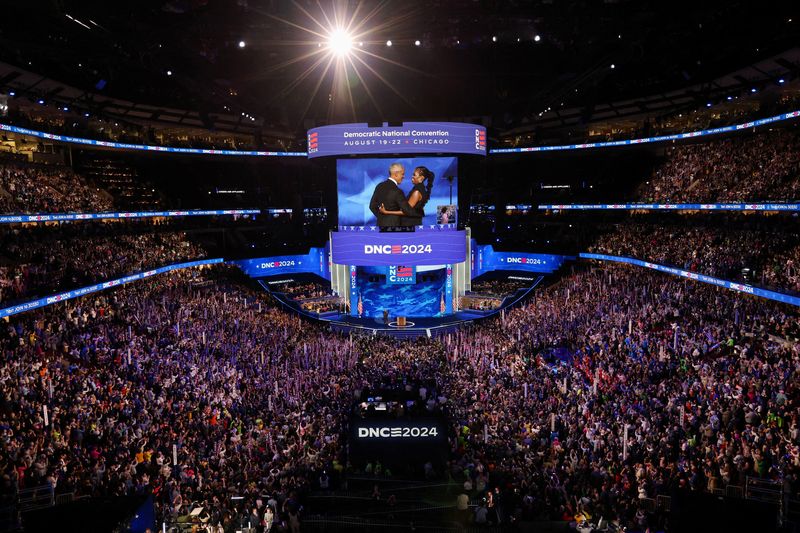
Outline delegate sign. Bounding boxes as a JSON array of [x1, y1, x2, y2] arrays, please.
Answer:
[[307, 122, 486, 158], [331, 230, 467, 266]]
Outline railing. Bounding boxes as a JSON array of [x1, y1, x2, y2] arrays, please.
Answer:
[[786, 498, 800, 531], [16, 484, 54, 512], [746, 477, 784, 505], [302, 517, 508, 532]]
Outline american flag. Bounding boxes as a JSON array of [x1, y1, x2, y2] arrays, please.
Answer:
[[357, 292, 363, 316]]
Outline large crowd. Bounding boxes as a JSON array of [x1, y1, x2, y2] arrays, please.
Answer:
[[0, 259, 796, 531], [636, 128, 800, 202], [0, 162, 113, 214], [0, 125, 798, 533], [589, 218, 800, 293], [0, 226, 205, 304]]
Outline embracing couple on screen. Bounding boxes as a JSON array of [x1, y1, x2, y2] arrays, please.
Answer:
[[368, 162, 435, 228]]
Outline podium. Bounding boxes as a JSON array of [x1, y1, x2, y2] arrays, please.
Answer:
[[397, 316, 407, 327]]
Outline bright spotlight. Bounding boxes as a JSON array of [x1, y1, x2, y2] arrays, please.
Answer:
[[414, 40, 421, 46], [327, 29, 353, 57], [386, 40, 392, 47], [238, 40, 246, 48], [534, 34, 541, 42]]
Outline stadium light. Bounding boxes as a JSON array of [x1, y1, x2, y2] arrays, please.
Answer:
[[238, 40, 246, 48], [327, 29, 353, 57]]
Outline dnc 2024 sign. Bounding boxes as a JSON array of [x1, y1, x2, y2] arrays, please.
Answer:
[[331, 230, 467, 266]]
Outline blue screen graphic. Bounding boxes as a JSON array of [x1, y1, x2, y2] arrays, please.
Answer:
[[354, 265, 448, 318], [232, 248, 329, 279], [337, 157, 458, 227], [471, 244, 572, 277]]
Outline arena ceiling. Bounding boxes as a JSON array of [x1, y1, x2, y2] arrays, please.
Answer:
[[1, 1, 798, 134]]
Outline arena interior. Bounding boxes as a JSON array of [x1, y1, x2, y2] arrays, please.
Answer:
[[0, 2, 799, 532]]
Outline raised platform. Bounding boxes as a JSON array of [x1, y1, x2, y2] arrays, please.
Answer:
[[259, 274, 546, 338], [325, 313, 478, 337]]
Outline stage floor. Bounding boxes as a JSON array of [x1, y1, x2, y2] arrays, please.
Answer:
[[322, 312, 483, 337], [258, 275, 546, 337]]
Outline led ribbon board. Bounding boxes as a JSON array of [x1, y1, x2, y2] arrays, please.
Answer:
[[471, 244, 571, 277], [0, 209, 260, 224], [580, 253, 800, 307], [539, 203, 800, 211], [308, 122, 486, 158], [330, 229, 467, 266], [491, 110, 800, 154], [0, 123, 306, 156], [0, 258, 224, 319], [232, 248, 329, 279]]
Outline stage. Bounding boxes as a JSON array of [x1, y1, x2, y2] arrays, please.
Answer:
[[258, 274, 548, 337]]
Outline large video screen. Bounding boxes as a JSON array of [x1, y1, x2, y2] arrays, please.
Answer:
[[337, 157, 458, 227], [353, 265, 450, 317]]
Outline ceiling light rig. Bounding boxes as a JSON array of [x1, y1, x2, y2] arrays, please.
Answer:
[[327, 28, 353, 57], [260, 3, 427, 121]]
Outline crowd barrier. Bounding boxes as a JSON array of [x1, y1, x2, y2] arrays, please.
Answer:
[[0, 258, 224, 318], [580, 253, 800, 307], [540, 203, 800, 211], [491, 110, 800, 153], [0, 209, 260, 224]]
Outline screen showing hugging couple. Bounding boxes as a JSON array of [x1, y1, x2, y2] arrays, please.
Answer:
[[336, 157, 458, 227]]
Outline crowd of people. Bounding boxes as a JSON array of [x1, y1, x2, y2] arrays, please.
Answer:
[[0, 122, 798, 533], [0, 258, 795, 531], [469, 279, 535, 299], [0, 227, 205, 304], [0, 161, 113, 214], [589, 218, 800, 293], [636, 128, 800, 202], [460, 295, 503, 311], [278, 282, 333, 302], [299, 299, 341, 315]]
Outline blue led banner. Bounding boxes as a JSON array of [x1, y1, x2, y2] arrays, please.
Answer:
[[492, 110, 800, 154], [444, 264, 454, 314], [331, 229, 467, 266], [0, 258, 223, 319], [232, 248, 328, 279], [308, 122, 486, 158], [350, 265, 360, 317], [539, 203, 800, 211], [0, 123, 306, 157], [0, 209, 260, 224], [580, 253, 800, 307], [471, 244, 571, 277]]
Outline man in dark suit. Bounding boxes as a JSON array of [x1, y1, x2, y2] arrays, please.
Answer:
[[369, 163, 416, 228]]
